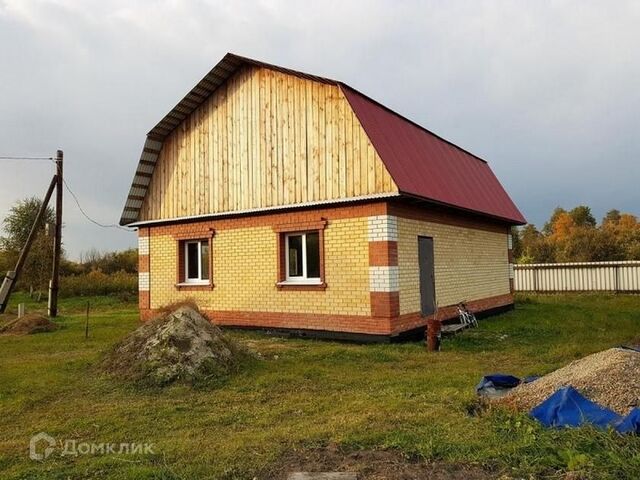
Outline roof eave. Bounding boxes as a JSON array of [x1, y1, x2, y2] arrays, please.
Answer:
[[397, 191, 527, 226], [123, 192, 402, 228]]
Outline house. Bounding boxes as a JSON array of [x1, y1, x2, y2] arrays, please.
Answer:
[[121, 53, 526, 342]]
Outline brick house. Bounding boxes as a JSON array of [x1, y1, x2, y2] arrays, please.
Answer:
[[121, 53, 526, 341]]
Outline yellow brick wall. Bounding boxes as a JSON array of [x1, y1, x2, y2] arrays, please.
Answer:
[[149, 217, 371, 315], [397, 217, 509, 314]]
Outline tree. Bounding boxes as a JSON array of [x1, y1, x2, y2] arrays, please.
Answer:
[[511, 226, 523, 260], [550, 212, 576, 242], [556, 227, 624, 262], [618, 213, 638, 231], [79, 247, 102, 266], [107, 249, 138, 274], [543, 207, 567, 235], [516, 224, 557, 263], [0, 197, 55, 252], [628, 241, 640, 260], [520, 224, 541, 245], [517, 224, 540, 263], [615, 214, 640, 260], [0, 250, 10, 275], [529, 205, 639, 263], [0, 197, 57, 289], [602, 209, 621, 228], [569, 205, 596, 228], [78, 248, 138, 274]]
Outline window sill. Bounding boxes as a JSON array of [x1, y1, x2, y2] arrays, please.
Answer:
[[276, 281, 327, 291], [175, 282, 214, 291]]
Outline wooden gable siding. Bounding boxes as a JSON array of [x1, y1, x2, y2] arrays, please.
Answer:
[[139, 66, 397, 221]]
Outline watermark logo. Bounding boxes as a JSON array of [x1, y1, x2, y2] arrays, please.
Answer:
[[29, 432, 56, 461], [28, 432, 154, 461]]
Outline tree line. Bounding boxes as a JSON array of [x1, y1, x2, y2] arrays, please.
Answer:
[[0, 197, 137, 293], [512, 206, 640, 264], [3, 197, 639, 290]]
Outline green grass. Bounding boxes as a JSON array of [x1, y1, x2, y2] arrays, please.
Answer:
[[0, 294, 639, 479]]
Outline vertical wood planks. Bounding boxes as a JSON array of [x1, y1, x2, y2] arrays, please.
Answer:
[[141, 66, 398, 221]]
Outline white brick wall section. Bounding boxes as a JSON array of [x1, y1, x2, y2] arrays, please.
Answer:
[[507, 233, 513, 250], [367, 215, 398, 241], [138, 236, 150, 255], [139, 272, 150, 291], [369, 266, 399, 292]]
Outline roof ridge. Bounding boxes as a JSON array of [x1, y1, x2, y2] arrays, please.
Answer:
[[225, 52, 340, 85]]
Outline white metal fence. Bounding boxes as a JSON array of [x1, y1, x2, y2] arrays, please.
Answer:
[[514, 261, 640, 293]]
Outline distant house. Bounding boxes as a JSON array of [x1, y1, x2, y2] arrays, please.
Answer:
[[121, 53, 526, 341]]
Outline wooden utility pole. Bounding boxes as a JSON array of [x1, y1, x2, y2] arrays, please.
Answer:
[[84, 302, 90, 339], [0, 175, 57, 313], [47, 149, 63, 317]]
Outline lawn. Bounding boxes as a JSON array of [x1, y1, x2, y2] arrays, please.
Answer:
[[0, 294, 639, 479]]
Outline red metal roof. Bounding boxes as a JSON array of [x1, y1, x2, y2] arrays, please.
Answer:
[[341, 86, 526, 225]]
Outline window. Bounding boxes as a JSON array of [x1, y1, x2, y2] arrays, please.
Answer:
[[173, 228, 215, 291], [184, 240, 209, 283], [274, 219, 326, 290], [285, 232, 321, 283]]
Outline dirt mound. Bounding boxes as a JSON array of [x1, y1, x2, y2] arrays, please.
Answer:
[[0, 314, 58, 335], [503, 348, 640, 414], [103, 306, 254, 386], [262, 446, 494, 480]]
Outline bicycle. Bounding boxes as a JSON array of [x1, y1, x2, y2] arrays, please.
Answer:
[[457, 301, 478, 328]]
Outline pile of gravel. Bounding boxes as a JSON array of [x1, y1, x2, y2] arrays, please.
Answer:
[[103, 306, 255, 386], [503, 348, 640, 414]]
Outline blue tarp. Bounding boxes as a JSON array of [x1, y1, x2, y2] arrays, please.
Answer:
[[616, 408, 640, 434], [476, 374, 521, 391], [529, 386, 640, 434], [476, 374, 539, 399], [530, 386, 620, 428], [476, 374, 522, 399]]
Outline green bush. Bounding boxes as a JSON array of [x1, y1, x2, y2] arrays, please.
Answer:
[[60, 270, 138, 298]]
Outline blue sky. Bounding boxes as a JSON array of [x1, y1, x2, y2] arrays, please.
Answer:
[[1, 0, 638, 258]]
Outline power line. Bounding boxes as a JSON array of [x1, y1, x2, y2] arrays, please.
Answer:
[[62, 178, 130, 231], [0, 155, 54, 161], [1, 153, 131, 231]]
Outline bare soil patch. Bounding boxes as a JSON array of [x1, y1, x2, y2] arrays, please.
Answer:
[[503, 347, 640, 414], [262, 446, 495, 480], [0, 314, 58, 335]]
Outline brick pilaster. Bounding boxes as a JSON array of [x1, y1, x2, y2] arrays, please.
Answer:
[[138, 227, 150, 313], [368, 215, 400, 318]]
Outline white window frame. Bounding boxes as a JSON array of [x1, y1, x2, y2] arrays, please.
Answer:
[[184, 240, 209, 284], [284, 232, 321, 284]]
